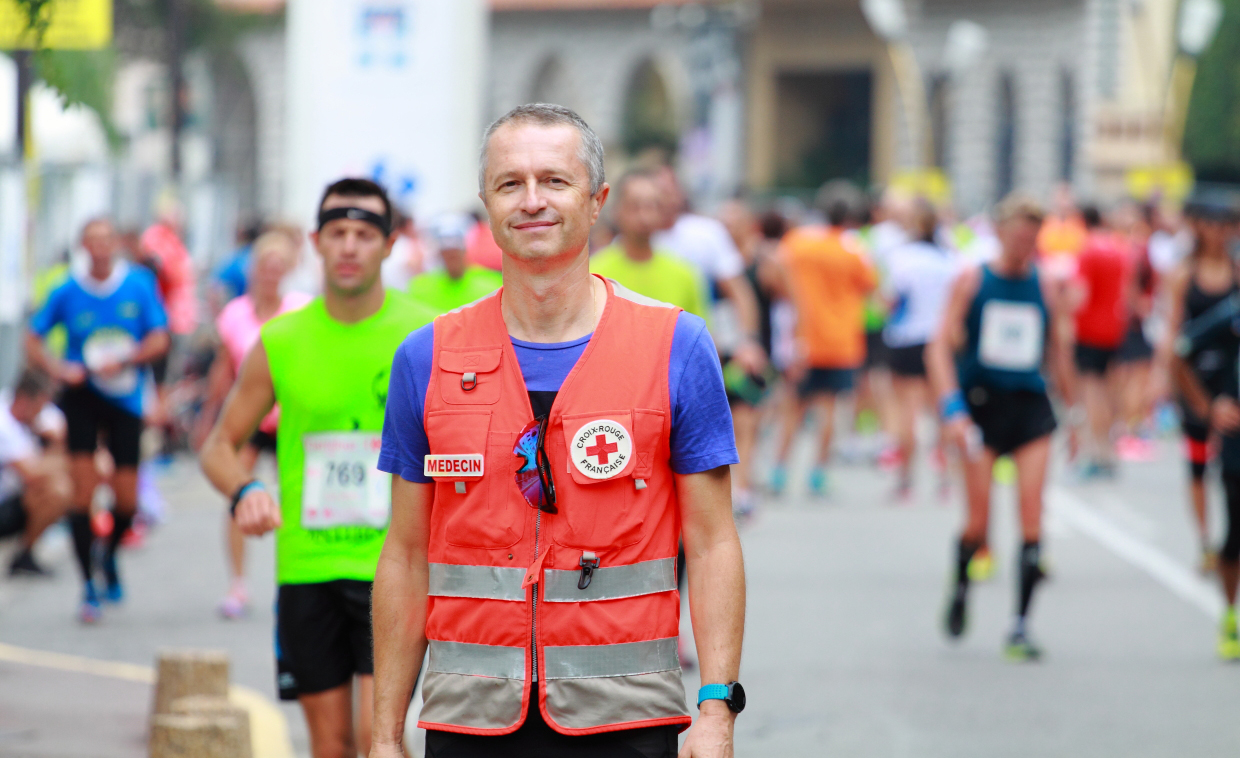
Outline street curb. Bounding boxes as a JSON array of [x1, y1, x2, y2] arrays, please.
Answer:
[[0, 641, 294, 758]]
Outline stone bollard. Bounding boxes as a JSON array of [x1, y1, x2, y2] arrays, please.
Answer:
[[170, 696, 252, 758], [149, 713, 248, 758], [151, 650, 230, 717]]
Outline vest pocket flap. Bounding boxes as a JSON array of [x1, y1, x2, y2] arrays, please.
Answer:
[[562, 411, 635, 484], [631, 410, 665, 479], [425, 411, 491, 480], [438, 349, 502, 375]]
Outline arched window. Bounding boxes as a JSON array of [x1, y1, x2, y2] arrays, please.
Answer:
[[929, 73, 949, 170], [529, 55, 576, 109], [1058, 68, 1076, 183], [622, 58, 678, 158], [995, 71, 1017, 200]]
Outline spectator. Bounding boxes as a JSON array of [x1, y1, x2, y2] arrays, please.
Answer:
[[407, 214, 502, 314]]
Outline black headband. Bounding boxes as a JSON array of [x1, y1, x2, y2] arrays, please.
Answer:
[[317, 206, 391, 236]]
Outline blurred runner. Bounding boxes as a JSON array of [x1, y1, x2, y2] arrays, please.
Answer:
[[928, 194, 1078, 661], [882, 199, 959, 500], [211, 219, 264, 309], [381, 208, 426, 291], [773, 194, 878, 497], [1037, 183, 1087, 278], [407, 213, 502, 314], [0, 369, 72, 577], [590, 169, 709, 319], [201, 178, 434, 756], [465, 210, 505, 271], [1071, 206, 1133, 478], [1159, 195, 1240, 574], [853, 188, 904, 463], [1112, 203, 1158, 457], [207, 232, 312, 619], [26, 218, 170, 623]]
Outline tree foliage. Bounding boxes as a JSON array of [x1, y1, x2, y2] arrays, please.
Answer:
[[1184, 0, 1240, 183]]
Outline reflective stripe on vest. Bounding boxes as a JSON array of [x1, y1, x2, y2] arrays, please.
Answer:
[[543, 637, 679, 680], [427, 640, 525, 680], [428, 563, 526, 601], [543, 558, 676, 603]]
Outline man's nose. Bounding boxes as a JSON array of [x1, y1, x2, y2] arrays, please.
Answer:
[[519, 181, 547, 213]]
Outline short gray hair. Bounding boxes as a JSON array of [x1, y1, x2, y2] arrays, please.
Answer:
[[478, 103, 606, 196]]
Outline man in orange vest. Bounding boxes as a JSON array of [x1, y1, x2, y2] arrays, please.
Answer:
[[371, 103, 747, 757]]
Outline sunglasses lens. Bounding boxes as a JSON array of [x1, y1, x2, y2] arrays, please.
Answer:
[[514, 416, 557, 513]]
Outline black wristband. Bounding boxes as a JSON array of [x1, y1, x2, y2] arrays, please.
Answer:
[[229, 480, 263, 518]]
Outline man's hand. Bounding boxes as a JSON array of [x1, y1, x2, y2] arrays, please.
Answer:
[[1211, 396, 1240, 434], [944, 415, 981, 460], [679, 702, 735, 758], [93, 360, 126, 380], [368, 740, 406, 758], [59, 362, 87, 386], [234, 488, 282, 536], [732, 340, 767, 375]]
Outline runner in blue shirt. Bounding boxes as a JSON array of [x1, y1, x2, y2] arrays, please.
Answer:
[[26, 217, 170, 624]]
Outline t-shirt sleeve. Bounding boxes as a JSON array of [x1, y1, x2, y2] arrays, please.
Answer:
[[140, 274, 169, 334], [668, 312, 739, 475], [0, 412, 36, 466], [29, 284, 64, 336], [379, 323, 435, 483]]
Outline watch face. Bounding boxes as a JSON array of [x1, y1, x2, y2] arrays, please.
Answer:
[[727, 681, 746, 713]]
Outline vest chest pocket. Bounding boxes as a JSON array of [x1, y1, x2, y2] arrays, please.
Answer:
[[438, 348, 503, 405], [552, 411, 643, 550], [426, 411, 523, 549]]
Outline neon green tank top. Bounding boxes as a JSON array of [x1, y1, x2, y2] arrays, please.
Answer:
[[261, 292, 435, 585], [407, 266, 502, 314]]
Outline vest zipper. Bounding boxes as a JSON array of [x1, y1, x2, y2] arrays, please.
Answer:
[[531, 509, 541, 683]]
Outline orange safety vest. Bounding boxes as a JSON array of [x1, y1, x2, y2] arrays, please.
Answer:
[[419, 276, 692, 736]]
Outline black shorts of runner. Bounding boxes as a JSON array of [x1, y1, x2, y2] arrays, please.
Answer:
[[887, 344, 927, 378], [1074, 343, 1118, 376], [863, 330, 890, 369], [798, 367, 856, 398], [0, 493, 26, 539], [1116, 321, 1153, 364], [275, 579, 374, 700], [57, 385, 144, 468], [425, 697, 678, 758], [965, 386, 1058, 457], [249, 430, 277, 453]]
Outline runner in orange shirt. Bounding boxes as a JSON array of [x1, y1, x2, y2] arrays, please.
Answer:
[[772, 197, 878, 496]]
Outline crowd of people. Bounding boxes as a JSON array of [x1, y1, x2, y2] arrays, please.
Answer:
[[1, 100, 1239, 756]]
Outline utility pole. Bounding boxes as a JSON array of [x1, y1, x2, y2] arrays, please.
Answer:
[[13, 50, 31, 159]]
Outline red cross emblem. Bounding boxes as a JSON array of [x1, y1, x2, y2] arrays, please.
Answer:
[[585, 434, 618, 465]]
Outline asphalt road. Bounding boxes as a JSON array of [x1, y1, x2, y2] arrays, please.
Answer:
[[0, 430, 1235, 757]]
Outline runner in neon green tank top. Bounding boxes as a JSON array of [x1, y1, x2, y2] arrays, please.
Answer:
[[200, 178, 434, 757]]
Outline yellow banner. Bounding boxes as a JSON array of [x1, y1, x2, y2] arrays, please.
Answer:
[[0, 0, 111, 50], [889, 168, 953, 207], [1125, 162, 1194, 202]]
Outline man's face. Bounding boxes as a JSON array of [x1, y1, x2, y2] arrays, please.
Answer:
[[480, 122, 607, 266], [82, 221, 118, 268], [10, 393, 47, 426], [441, 246, 467, 279], [998, 216, 1042, 265], [652, 166, 683, 231], [615, 176, 664, 240], [310, 194, 392, 296]]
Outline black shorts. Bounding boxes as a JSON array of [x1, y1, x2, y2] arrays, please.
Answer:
[[863, 330, 890, 369], [798, 367, 856, 398], [57, 386, 144, 468], [275, 580, 374, 700], [965, 386, 1058, 457], [249, 430, 277, 453], [888, 344, 927, 378], [1116, 321, 1153, 364], [1074, 343, 1118, 376], [426, 698, 678, 758], [0, 493, 26, 539]]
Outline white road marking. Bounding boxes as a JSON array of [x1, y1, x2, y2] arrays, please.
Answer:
[[1047, 487, 1222, 619]]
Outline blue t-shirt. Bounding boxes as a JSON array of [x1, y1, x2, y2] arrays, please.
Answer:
[[379, 311, 738, 484], [31, 262, 168, 416], [214, 246, 251, 301]]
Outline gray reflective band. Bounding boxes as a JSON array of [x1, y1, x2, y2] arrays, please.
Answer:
[[543, 558, 676, 603], [428, 564, 526, 601], [427, 640, 525, 680], [543, 637, 679, 680]]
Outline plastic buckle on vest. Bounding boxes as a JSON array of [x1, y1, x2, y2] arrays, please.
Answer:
[[454, 481, 466, 494], [461, 372, 478, 391], [578, 551, 600, 590], [634, 478, 647, 490]]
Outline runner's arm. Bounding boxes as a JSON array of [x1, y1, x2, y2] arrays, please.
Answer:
[[129, 328, 170, 365], [371, 477, 433, 755], [199, 341, 279, 534], [677, 465, 744, 758], [716, 274, 767, 369], [926, 266, 980, 400], [24, 331, 83, 385], [1045, 278, 1079, 408]]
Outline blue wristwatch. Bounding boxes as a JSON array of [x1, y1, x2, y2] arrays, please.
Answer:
[[697, 681, 746, 713]]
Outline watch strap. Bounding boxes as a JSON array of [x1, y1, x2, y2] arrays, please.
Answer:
[[697, 683, 729, 707]]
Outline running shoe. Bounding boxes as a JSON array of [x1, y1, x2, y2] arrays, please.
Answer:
[[808, 468, 828, 497], [1116, 435, 1157, 462], [1003, 631, 1043, 662], [218, 588, 249, 620], [78, 585, 102, 625], [944, 587, 968, 639], [101, 552, 123, 604], [732, 489, 757, 523], [768, 466, 788, 496], [8, 549, 53, 578], [876, 445, 902, 471], [967, 547, 995, 583], [1219, 607, 1240, 661]]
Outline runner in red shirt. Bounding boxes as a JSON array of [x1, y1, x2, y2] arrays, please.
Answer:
[[1072, 206, 1133, 477]]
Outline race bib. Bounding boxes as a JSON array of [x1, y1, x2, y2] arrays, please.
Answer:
[[83, 329, 138, 397], [978, 300, 1043, 371], [301, 432, 391, 529]]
